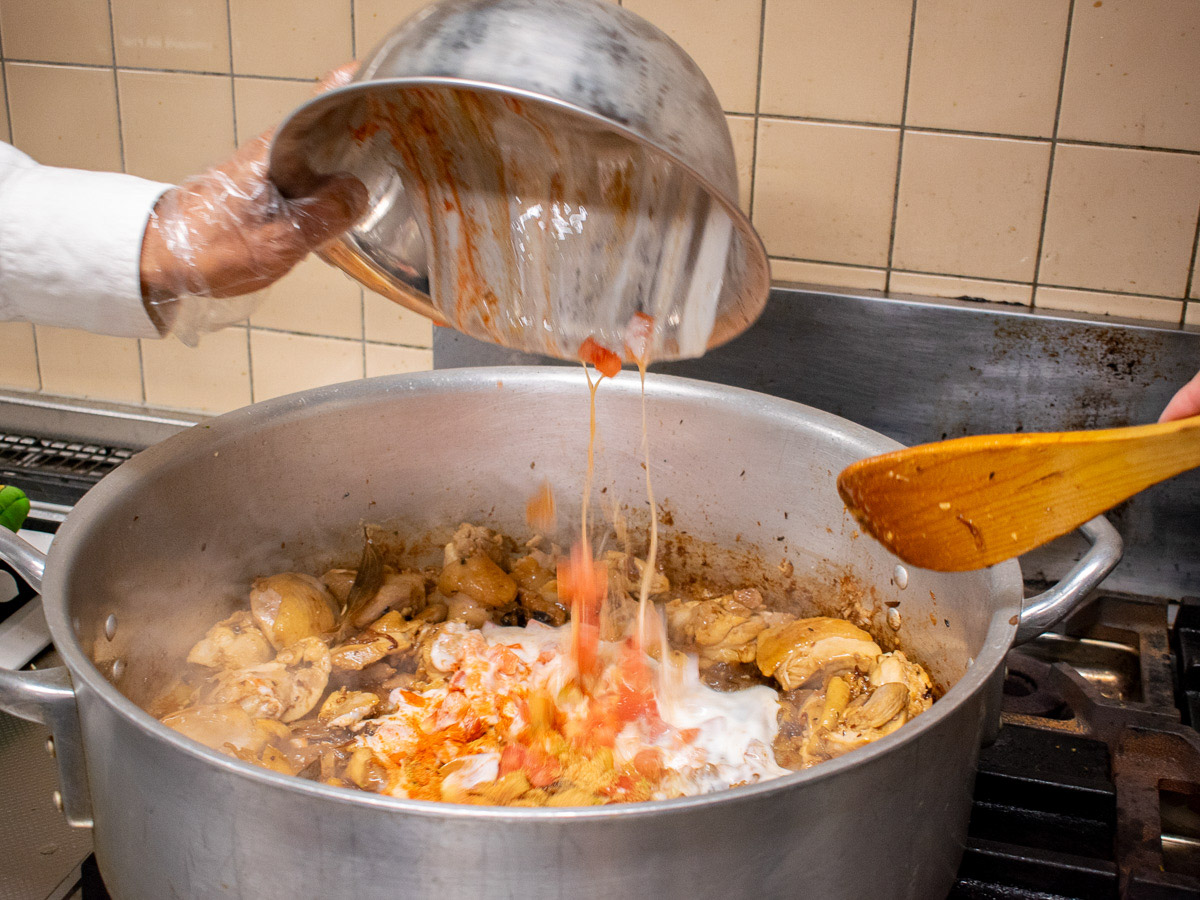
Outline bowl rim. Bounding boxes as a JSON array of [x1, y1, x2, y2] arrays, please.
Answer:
[[267, 77, 771, 356]]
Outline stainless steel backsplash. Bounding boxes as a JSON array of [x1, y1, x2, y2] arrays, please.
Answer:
[[435, 288, 1200, 598]]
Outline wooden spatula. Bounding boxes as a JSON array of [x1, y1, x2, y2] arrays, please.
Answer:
[[836, 415, 1200, 572]]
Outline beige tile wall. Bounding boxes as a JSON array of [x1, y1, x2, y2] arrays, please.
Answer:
[[0, 0, 1197, 415]]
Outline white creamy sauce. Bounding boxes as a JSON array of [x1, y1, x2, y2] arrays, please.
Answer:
[[482, 621, 788, 796], [440, 752, 501, 795], [368, 619, 791, 800], [649, 663, 789, 796]]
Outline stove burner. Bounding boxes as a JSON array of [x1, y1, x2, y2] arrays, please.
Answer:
[[952, 593, 1200, 898], [0, 431, 135, 509], [1002, 654, 1074, 720]]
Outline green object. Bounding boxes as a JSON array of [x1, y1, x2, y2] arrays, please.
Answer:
[[0, 485, 30, 533]]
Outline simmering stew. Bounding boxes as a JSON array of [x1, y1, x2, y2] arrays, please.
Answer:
[[154, 522, 934, 806]]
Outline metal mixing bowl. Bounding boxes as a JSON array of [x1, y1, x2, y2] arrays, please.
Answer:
[[268, 0, 770, 364]]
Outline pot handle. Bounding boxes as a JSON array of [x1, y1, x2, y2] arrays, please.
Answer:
[[1013, 515, 1123, 645], [0, 528, 93, 827]]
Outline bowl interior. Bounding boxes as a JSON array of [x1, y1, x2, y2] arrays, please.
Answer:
[[272, 81, 768, 364]]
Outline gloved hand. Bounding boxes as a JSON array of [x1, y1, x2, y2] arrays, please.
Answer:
[[138, 63, 368, 344]]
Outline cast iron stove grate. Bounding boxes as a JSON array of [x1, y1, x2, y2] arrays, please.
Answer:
[[0, 432, 133, 630], [0, 432, 135, 509], [951, 593, 1200, 899]]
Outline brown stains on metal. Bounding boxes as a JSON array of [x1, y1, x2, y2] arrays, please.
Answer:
[[602, 160, 634, 217], [374, 89, 505, 339], [657, 502, 675, 527], [350, 119, 380, 142], [991, 320, 1157, 385], [989, 318, 1174, 430]]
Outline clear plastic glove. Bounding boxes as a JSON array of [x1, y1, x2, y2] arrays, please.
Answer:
[[139, 64, 367, 345], [1160, 370, 1200, 423]]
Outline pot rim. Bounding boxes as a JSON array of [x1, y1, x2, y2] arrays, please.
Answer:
[[42, 366, 1023, 821]]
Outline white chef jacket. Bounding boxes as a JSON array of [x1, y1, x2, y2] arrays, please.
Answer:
[[0, 143, 171, 338]]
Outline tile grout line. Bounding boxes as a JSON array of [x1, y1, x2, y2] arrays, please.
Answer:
[[225, 0, 237, 144], [4, 58, 1198, 157], [998, 282, 1187, 305], [769, 255, 1191, 304], [106, 4, 127, 183], [30, 326, 42, 392], [770, 256, 886, 273], [350, 0, 367, 375], [1, 63, 12, 145], [882, 0, 919, 295], [1029, 0, 1076, 311], [1, 57, 319, 84], [753, 116, 1200, 157], [244, 323, 255, 404], [248, 323, 433, 351], [105, 0, 148, 403], [224, 0, 256, 403], [0, 33, 38, 391], [1181, 197, 1200, 327], [746, 0, 767, 224], [747, 115, 1200, 160]]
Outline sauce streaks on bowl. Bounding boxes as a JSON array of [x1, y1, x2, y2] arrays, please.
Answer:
[[362, 87, 737, 364]]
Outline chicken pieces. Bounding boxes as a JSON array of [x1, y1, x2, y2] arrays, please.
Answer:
[[444, 523, 511, 568], [319, 688, 380, 729], [161, 703, 277, 753], [249, 573, 337, 649], [665, 589, 773, 665], [665, 599, 933, 770], [774, 648, 935, 768], [187, 611, 273, 670], [755, 617, 883, 690], [159, 521, 940, 804], [209, 636, 332, 723], [330, 610, 423, 671]]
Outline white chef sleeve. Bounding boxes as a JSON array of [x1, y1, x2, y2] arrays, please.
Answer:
[[0, 143, 171, 339]]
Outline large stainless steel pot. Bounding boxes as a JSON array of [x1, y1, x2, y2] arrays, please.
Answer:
[[0, 368, 1120, 900]]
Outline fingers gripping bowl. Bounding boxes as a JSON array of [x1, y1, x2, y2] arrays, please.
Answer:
[[0, 369, 1120, 899]]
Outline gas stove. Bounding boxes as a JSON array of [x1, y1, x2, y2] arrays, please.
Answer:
[[1, 288, 1196, 898], [957, 591, 1200, 898]]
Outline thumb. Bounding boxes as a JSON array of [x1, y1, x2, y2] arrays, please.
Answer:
[[1159, 370, 1200, 423], [316, 61, 359, 95], [289, 174, 369, 251]]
